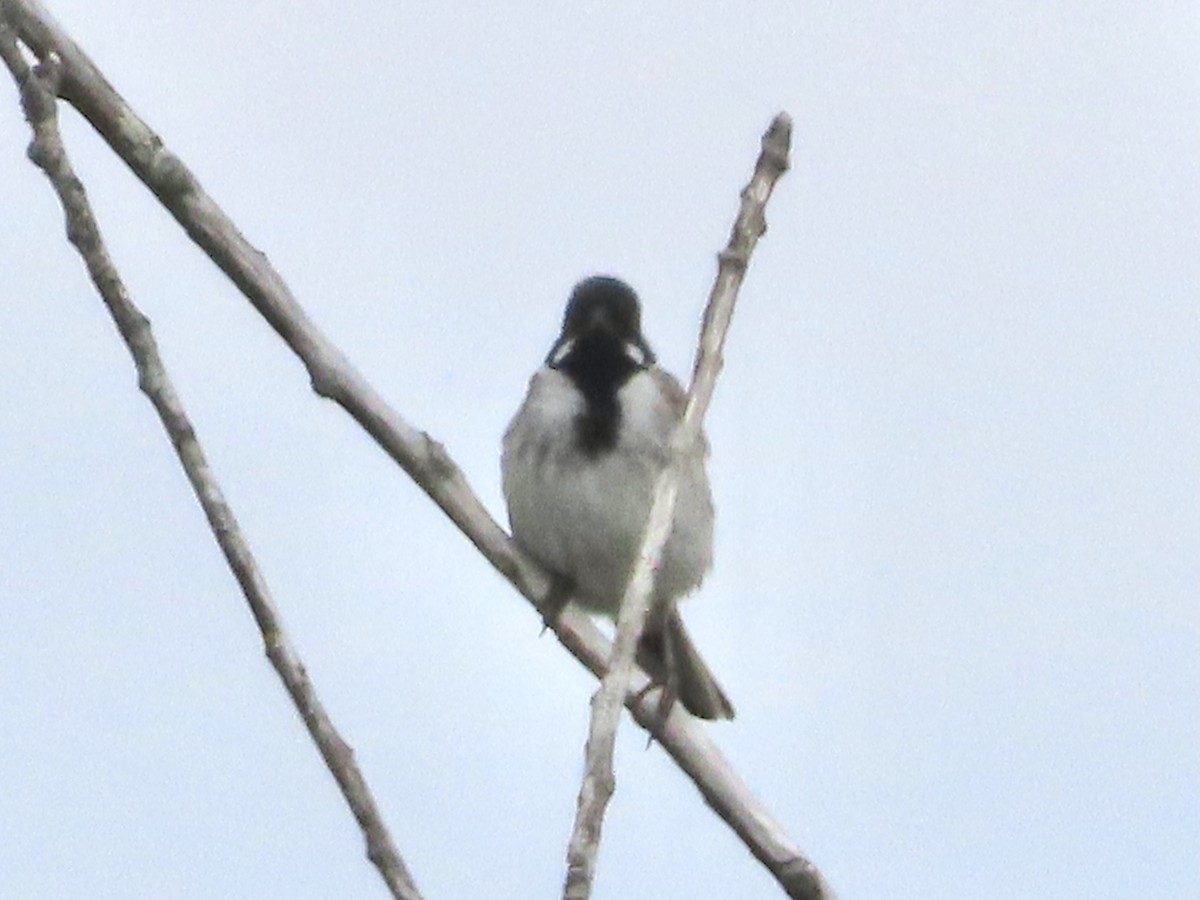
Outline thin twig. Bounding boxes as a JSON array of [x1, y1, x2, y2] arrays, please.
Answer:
[[562, 115, 795, 900], [1, 1, 830, 895], [0, 21, 424, 900]]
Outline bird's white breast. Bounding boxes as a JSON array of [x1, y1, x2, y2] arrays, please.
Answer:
[[501, 367, 713, 616]]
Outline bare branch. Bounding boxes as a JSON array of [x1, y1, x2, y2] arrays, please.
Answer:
[[562, 114, 797, 900], [1, 1, 830, 895], [0, 19, 424, 900]]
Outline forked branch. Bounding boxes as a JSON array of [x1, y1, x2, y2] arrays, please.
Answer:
[[0, 19, 423, 900], [1, 1, 829, 896]]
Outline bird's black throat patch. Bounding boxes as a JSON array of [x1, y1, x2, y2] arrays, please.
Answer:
[[554, 332, 641, 456]]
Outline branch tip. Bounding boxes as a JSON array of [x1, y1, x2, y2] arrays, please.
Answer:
[[762, 112, 793, 173]]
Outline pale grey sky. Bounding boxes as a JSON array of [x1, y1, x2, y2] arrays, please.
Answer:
[[2, 2, 1197, 899]]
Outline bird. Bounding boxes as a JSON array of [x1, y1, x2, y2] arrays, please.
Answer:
[[501, 275, 734, 720]]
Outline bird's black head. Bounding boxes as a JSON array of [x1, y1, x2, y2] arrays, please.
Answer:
[[547, 276, 656, 456], [560, 276, 645, 343]]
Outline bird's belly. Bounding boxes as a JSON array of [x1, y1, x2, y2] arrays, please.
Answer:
[[503, 443, 710, 616]]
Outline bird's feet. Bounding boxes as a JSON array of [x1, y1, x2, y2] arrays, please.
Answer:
[[632, 627, 681, 725], [538, 573, 575, 634]]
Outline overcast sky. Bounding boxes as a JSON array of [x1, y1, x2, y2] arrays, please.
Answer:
[[2, 2, 1197, 899]]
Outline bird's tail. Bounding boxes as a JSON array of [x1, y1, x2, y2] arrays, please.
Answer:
[[638, 607, 735, 721]]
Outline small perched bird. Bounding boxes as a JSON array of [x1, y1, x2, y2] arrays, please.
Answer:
[[502, 275, 734, 720]]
